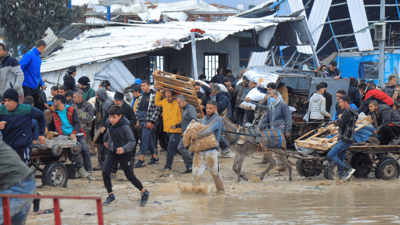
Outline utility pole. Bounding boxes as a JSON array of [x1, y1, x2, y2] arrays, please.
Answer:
[[191, 32, 199, 80], [378, 0, 385, 86]]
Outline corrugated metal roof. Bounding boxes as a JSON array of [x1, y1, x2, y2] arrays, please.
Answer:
[[235, 0, 275, 18], [347, 0, 374, 51], [288, 0, 313, 54], [41, 17, 277, 73], [248, 51, 269, 67], [301, 0, 332, 54]]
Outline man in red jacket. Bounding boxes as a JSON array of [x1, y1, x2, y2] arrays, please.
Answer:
[[358, 83, 393, 114], [48, 95, 94, 181]]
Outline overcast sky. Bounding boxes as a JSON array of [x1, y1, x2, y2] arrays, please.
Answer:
[[156, 0, 267, 9]]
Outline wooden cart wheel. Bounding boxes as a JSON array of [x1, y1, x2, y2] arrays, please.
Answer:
[[350, 153, 373, 178], [375, 158, 400, 180], [296, 159, 323, 177], [324, 160, 351, 180], [42, 161, 68, 187], [51, 144, 63, 156]]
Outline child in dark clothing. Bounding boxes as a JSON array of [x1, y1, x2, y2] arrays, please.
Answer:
[[102, 105, 149, 206]]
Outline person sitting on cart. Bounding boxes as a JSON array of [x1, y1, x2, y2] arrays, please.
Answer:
[[0, 88, 46, 164], [327, 94, 357, 181], [368, 100, 400, 145], [47, 95, 94, 181]]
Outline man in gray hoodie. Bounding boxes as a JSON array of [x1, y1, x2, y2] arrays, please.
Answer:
[[0, 43, 24, 103], [170, 95, 197, 173], [94, 87, 114, 170]]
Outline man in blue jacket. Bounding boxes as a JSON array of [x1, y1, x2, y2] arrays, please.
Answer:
[[20, 40, 47, 111], [191, 100, 225, 193], [0, 89, 46, 164]]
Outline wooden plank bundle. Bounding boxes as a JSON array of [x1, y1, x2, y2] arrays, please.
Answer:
[[295, 115, 373, 151], [153, 70, 205, 118]]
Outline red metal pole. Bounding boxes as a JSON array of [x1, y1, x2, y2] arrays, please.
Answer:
[[96, 199, 104, 225], [2, 197, 11, 225], [53, 198, 62, 225]]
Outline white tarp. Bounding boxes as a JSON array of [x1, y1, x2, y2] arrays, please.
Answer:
[[347, 0, 374, 51], [244, 67, 279, 89]]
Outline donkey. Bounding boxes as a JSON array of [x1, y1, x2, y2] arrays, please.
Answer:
[[223, 118, 293, 182]]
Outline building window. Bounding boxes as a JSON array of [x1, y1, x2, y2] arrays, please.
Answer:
[[204, 55, 219, 80], [149, 56, 164, 83]]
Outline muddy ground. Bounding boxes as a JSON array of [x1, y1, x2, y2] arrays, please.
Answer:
[[26, 151, 400, 224]]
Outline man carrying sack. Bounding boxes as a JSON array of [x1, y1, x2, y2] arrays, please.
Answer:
[[183, 100, 225, 193]]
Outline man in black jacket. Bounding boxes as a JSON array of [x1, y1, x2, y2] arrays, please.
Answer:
[[102, 105, 149, 206], [348, 78, 361, 108], [102, 92, 136, 177], [194, 82, 207, 115], [210, 68, 224, 84], [63, 66, 77, 91], [320, 82, 332, 121], [369, 100, 400, 145], [327, 95, 357, 181]]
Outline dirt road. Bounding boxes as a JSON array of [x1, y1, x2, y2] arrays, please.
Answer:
[[26, 152, 400, 224]]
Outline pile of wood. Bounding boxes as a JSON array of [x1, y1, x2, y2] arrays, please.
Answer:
[[153, 70, 204, 118], [295, 115, 373, 151]]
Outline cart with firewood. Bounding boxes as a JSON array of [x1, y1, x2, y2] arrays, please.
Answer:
[[293, 115, 400, 180], [30, 131, 81, 187]]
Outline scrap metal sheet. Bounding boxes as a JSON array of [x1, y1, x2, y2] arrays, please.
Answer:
[[347, 0, 374, 51]]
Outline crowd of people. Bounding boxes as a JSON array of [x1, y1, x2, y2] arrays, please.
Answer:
[[0, 39, 400, 223]]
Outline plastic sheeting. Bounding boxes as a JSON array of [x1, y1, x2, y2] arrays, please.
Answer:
[[244, 67, 279, 88]]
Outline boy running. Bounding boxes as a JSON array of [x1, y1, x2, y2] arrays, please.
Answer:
[[102, 105, 149, 206]]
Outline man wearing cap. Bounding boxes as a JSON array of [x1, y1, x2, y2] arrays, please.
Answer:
[[78, 76, 95, 101], [0, 88, 46, 164], [72, 91, 95, 154], [0, 43, 25, 103], [63, 66, 77, 92]]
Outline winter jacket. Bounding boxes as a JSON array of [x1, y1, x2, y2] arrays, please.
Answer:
[[72, 100, 94, 133], [96, 88, 113, 119], [135, 90, 161, 124], [382, 85, 396, 98], [334, 106, 358, 144], [83, 86, 95, 101], [197, 92, 207, 114], [234, 83, 250, 108], [104, 116, 136, 153], [31, 119, 39, 141], [227, 75, 238, 87], [48, 107, 86, 136], [259, 95, 292, 134], [277, 85, 289, 104], [102, 101, 135, 129], [198, 113, 223, 151], [370, 104, 400, 134], [201, 84, 212, 101], [358, 89, 394, 114], [309, 93, 330, 120], [0, 104, 46, 150], [323, 67, 341, 79], [323, 91, 332, 114], [20, 47, 44, 89], [348, 84, 361, 108], [210, 74, 224, 84], [154, 91, 182, 133], [0, 53, 24, 100], [333, 103, 358, 121], [215, 91, 232, 120], [63, 72, 76, 91], [66, 99, 75, 106], [175, 103, 197, 132]]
